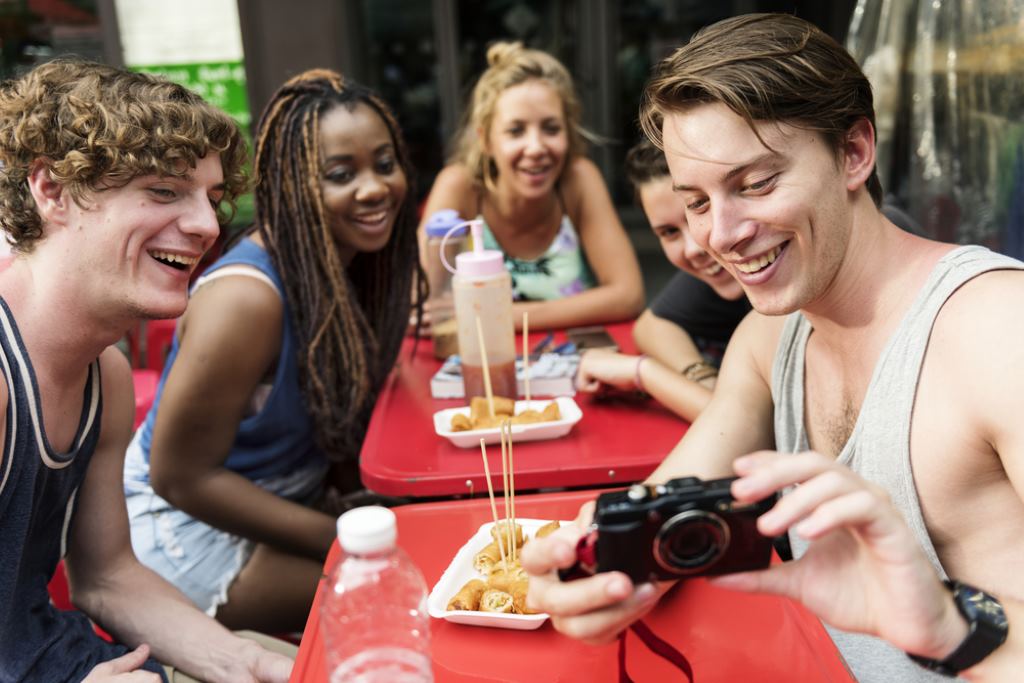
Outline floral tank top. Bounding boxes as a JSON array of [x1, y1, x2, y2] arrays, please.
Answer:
[[478, 214, 596, 301]]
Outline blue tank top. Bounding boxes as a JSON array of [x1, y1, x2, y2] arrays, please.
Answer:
[[131, 238, 324, 483], [0, 298, 166, 681]]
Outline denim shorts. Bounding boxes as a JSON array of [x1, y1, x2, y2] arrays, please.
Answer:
[[124, 431, 327, 616]]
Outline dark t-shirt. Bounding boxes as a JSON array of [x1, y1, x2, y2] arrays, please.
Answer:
[[648, 272, 752, 366]]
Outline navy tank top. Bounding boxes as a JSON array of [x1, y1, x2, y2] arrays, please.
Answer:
[[0, 298, 165, 681], [130, 238, 324, 484]]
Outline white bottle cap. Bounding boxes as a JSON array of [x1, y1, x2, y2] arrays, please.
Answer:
[[337, 506, 397, 555]]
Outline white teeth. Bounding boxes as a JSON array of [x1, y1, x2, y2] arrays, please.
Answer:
[[355, 212, 387, 223], [702, 263, 722, 276], [735, 245, 782, 274], [149, 250, 198, 266]]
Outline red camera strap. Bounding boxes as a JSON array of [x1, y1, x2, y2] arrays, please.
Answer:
[[618, 619, 694, 683]]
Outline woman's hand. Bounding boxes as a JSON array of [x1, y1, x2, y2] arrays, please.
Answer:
[[712, 451, 968, 661]]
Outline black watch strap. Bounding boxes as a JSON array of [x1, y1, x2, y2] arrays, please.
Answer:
[[907, 580, 1009, 677]]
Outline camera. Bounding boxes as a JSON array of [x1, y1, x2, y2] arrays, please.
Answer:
[[562, 476, 777, 584]]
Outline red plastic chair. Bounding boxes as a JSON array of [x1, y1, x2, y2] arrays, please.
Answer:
[[132, 369, 159, 429], [144, 319, 178, 374], [123, 318, 178, 373]]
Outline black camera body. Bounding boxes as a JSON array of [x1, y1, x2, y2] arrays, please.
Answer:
[[589, 476, 777, 584]]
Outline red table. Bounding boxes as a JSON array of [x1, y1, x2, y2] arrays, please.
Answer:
[[289, 490, 853, 683], [361, 323, 689, 498]]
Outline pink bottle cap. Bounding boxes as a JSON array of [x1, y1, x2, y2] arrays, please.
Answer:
[[441, 219, 505, 278]]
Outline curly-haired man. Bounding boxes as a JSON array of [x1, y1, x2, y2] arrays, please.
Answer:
[[0, 60, 291, 682]]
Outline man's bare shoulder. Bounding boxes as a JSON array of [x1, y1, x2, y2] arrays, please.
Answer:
[[96, 346, 133, 438], [935, 268, 1024, 352], [927, 268, 1024, 425], [731, 309, 790, 363]]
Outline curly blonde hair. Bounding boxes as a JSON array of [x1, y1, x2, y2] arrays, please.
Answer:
[[0, 59, 250, 251], [451, 41, 593, 192]]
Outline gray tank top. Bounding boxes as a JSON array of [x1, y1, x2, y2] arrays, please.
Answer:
[[772, 245, 1024, 683]]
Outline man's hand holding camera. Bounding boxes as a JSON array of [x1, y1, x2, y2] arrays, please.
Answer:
[[524, 450, 970, 664], [713, 450, 969, 663]]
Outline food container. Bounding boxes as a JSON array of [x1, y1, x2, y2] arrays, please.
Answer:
[[427, 519, 565, 630], [432, 397, 582, 448]]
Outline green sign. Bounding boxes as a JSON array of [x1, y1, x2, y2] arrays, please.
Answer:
[[132, 61, 251, 134], [132, 61, 254, 227]]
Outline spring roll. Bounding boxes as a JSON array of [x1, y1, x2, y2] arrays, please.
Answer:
[[511, 409, 543, 424], [534, 520, 561, 539], [479, 589, 514, 613], [541, 401, 561, 422], [470, 395, 515, 421], [472, 414, 505, 430], [490, 520, 524, 548], [472, 542, 502, 575], [511, 580, 538, 615], [450, 413, 473, 432], [487, 564, 528, 593], [447, 578, 487, 611]]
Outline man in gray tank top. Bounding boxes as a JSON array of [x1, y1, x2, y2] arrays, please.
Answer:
[[0, 61, 292, 681], [524, 14, 1023, 682]]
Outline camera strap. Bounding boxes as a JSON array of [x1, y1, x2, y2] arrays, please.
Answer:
[[618, 619, 693, 683]]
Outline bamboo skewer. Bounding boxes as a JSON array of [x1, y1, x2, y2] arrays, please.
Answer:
[[507, 420, 517, 564], [479, 438, 508, 568], [501, 418, 511, 567], [522, 312, 531, 403], [474, 314, 495, 417]]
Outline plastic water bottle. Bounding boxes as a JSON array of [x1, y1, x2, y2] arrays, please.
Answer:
[[320, 506, 433, 683]]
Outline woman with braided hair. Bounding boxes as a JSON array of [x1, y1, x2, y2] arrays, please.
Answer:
[[123, 69, 423, 633]]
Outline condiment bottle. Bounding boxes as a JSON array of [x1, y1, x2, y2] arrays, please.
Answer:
[[423, 209, 466, 360], [441, 219, 516, 399]]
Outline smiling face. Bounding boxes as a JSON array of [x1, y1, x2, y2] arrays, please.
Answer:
[[484, 79, 569, 199], [62, 154, 224, 320], [662, 102, 854, 316], [319, 103, 408, 264], [638, 176, 744, 301]]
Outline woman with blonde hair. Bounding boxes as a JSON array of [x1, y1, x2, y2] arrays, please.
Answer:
[[420, 41, 644, 330]]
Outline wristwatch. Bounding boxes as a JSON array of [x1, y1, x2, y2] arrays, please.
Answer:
[[907, 580, 1009, 677]]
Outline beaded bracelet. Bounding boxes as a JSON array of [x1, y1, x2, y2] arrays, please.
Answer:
[[682, 361, 718, 383], [634, 354, 649, 392]]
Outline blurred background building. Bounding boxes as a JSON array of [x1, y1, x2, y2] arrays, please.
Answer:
[[3, 0, 1021, 295]]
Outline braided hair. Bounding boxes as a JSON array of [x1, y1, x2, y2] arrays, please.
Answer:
[[251, 69, 425, 466]]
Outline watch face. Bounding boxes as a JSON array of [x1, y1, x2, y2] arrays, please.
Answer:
[[909, 581, 1010, 676], [961, 585, 1009, 629]]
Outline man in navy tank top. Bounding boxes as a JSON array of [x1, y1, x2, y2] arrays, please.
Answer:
[[0, 61, 292, 681], [524, 14, 1024, 682]]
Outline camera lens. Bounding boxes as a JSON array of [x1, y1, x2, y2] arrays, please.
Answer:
[[654, 510, 729, 575]]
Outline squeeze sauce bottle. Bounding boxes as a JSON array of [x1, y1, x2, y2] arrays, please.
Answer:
[[440, 219, 517, 400]]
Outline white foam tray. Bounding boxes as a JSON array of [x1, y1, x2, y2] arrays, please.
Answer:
[[433, 397, 582, 448]]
